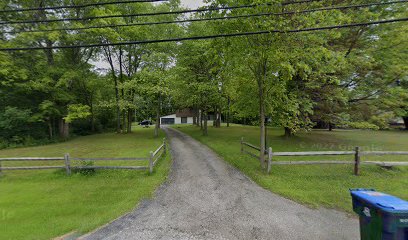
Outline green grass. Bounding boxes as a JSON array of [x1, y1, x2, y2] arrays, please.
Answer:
[[175, 124, 408, 213], [0, 127, 170, 240]]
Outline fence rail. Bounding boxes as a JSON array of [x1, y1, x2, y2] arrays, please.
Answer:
[[272, 151, 355, 156], [149, 139, 167, 173], [70, 157, 148, 161], [0, 138, 167, 176], [0, 157, 64, 161], [240, 137, 408, 175], [1, 166, 66, 170]]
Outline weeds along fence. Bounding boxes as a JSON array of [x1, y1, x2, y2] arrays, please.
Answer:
[[0, 138, 167, 176], [240, 137, 408, 175]]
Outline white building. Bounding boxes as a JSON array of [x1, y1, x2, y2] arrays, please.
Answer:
[[160, 109, 195, 125]]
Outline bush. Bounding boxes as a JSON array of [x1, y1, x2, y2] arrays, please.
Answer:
[[369, 113, 394, 130], [0, 138, 8, 149], [347, 121, 380, 130], [0, 135, 59, 149], [0, 107, 32, 139], [74, 160, 96, 176]]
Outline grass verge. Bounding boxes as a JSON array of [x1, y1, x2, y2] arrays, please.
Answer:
[[0, 127, 170, 240], [175, 124, 408, 213]]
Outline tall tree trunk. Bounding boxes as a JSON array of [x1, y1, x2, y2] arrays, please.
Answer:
[[44, 40, 54, 66], [203, 111, 208, 136], [154, 95, 161, 138], [259, 101, 266, 167], [214, 108, 218, 128], [119, 46, 126, 133], [103, 47, 121, 133], [115, 82, 121, 133], [255, 57, 267, 168], [403, 116, 408, 130], [328, 122, 333, 131], [127, 109, 132, 133], [284, 127, 294, 138], [48, 118, 53, 140], [200, 110, 204, 130], [265, 120, 268, 149], [193, 108, 197, 125], [122, 111, 126, 133], [197, 109, 201, 127], [63, 122, 69, 139], [58, 119, 69, 139], [227, 96, 230, 127], [215, 108, 221, 128]]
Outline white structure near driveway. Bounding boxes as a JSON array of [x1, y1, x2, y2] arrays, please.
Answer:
[[160, 109, 194, 125]]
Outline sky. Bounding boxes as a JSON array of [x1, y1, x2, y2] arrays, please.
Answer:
[[93, 0, 206, 72], [181, 0, 205, 9]]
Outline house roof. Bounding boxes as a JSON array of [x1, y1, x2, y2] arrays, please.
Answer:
[[176, 109, 195, 118]]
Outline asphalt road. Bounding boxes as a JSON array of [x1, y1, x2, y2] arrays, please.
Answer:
[[82, 127, 359, 240]]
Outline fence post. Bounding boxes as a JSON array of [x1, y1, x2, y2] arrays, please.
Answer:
[[64, 153, 71, 176], [241, 137, 244, 154], [354, 147, 361, 176], [149, 151, 154, 174], [163, 138, 166, 154], [0, 159, 2, 176], [267, 147, 272, 174]]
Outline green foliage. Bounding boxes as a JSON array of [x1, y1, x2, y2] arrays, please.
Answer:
[[0, 107, 31, 131], [369, 113, 395, 130], [199, 0, 408, 132], [2, 0, 407, 141], [346, 122, 380, 131], [64, 104, 91, 123], [0, 107, 38, 144]]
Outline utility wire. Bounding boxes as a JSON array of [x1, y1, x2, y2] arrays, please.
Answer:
[[0, 0, 323, 25], [4, 0, 407, 34], [0, 0, 322, 14], [0, 0, 169, 13], [1, 17, 406, 51]]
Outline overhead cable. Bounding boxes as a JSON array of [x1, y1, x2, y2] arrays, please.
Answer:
[[4, 0, 407, 34], [0, 0, 324, 25], [0, 0, 169, 13], [1, 17, 406, 51]]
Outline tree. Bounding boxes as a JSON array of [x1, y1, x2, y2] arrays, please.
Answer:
[[174, 21, 223, 136]]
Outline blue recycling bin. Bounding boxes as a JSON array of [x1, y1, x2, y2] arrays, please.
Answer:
[[350, 189, 408, 240]]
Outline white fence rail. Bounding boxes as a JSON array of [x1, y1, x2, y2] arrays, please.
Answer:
[[240, 137, 408, 175], [0, 138, 167, 176]]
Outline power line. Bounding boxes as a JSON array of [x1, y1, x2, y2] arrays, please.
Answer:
[[1, 17, 406, 51], [0, 0, 322, 14], [0, 0, 323, 25], [0, 0, 169, 13], [7, 13, 277, 34], [5, 0, 407, 34]]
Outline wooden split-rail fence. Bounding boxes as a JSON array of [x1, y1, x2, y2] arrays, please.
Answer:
[[0, 138, 167, 176], [240, 137, 408, 175]]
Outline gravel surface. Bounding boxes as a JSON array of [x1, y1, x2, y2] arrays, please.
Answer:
[[82, 127, 359, 240]]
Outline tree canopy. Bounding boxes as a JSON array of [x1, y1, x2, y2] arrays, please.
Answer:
[[0, 0, 407, 150]]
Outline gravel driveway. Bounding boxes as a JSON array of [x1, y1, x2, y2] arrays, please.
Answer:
[[82, 127, 359, 240]]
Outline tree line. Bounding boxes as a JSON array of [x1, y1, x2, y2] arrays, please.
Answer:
[[0, 0, 407, 151]]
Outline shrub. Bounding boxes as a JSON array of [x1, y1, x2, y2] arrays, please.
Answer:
[[0, 138, 8, 149], [369, 113, 394, 130], [74, 160, 96, 176], [0, 107, 32, 139], [347, 121, 380, 130]]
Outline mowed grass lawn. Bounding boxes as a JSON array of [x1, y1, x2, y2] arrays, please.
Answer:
[[0, 127, 169, 240], [176, 124, 408, 213]]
